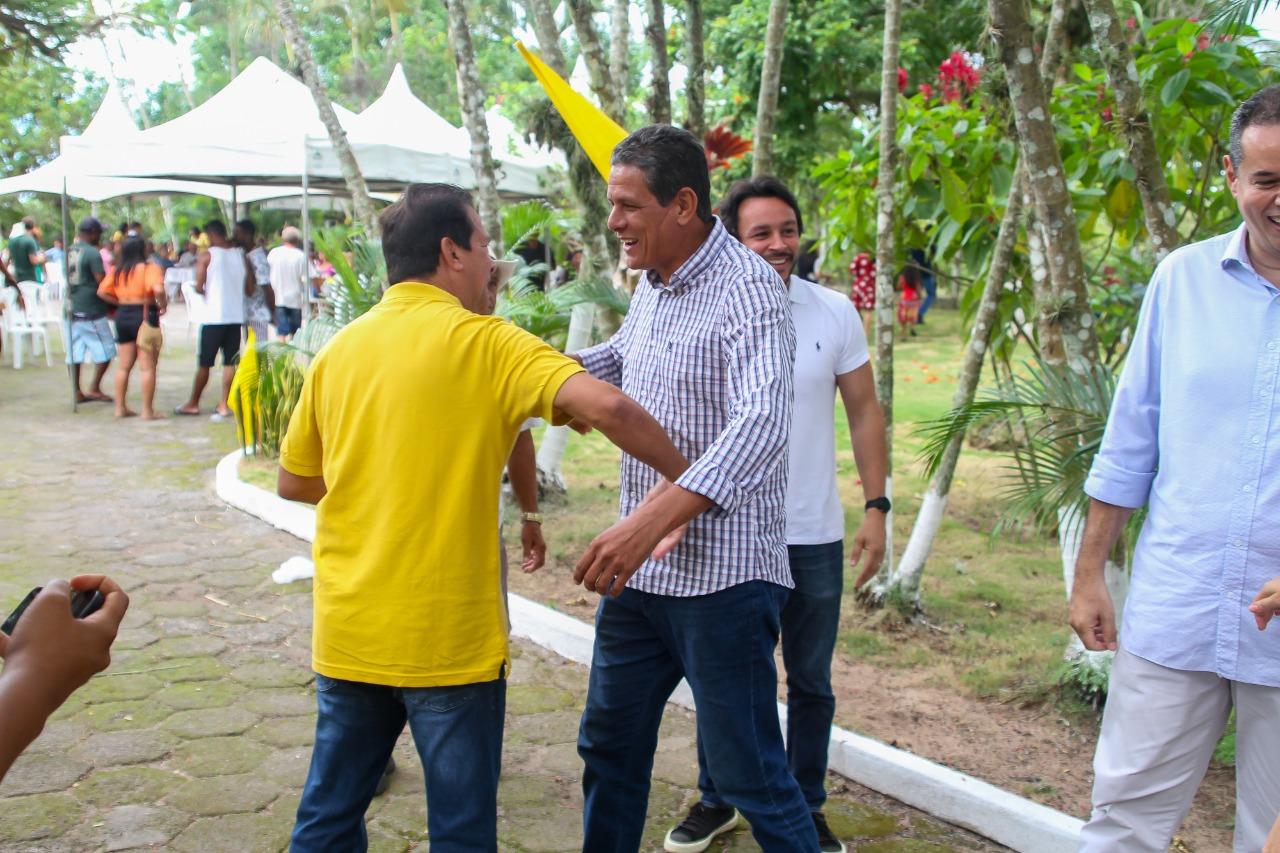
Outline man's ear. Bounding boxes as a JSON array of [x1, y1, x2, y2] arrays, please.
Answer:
[[674, 187, 700, 225], [440, 236, 465, 271]]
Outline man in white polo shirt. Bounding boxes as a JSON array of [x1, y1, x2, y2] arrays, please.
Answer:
[[663, 176, 888, 853]]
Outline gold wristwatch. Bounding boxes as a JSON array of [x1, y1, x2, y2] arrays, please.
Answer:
[[521, 512, 543, 525]]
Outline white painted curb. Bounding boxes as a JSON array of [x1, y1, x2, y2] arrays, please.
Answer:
[[216, 450, 1084, 853]]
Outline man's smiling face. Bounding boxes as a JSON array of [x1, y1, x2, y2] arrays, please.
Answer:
[[606, 164, 679, 273], [1226, 123, 1280, 276], [736, 196, 800, 282]]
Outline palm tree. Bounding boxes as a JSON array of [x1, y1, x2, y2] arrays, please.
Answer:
[[752, 0, 788, 177], [275, 0, 381, 238], [610, 0, 630, 118], [443, 0, 504, 252], [916, 354, 1133, 688]]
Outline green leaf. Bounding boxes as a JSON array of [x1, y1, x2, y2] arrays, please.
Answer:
[[932, 216, 963, 259], [1160, 68, 1190, 106], [1073, 63, 1094, 82], [1194, 79, 1236, 105], [1176, 33, 1195, 55], [1107, 179, 1138, 222], [909, 150, 930, 182], [940, 165, 971, 224]]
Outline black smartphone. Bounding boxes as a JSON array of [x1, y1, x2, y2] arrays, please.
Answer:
[[1, 587, 106, 636]]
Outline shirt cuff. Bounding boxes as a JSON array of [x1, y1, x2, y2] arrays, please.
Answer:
[[1084, 456, 1155, 509], [674, 460, 739, 517], [577, 341, 617, 384]]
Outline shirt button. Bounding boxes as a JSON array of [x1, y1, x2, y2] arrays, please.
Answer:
[[1234, 539, 1244, 547], [1244, 484, 1253, 492], [1252, 435, 1262, 444]]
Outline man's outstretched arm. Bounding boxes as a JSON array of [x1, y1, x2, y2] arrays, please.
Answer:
[[551, 373, 709, 596]]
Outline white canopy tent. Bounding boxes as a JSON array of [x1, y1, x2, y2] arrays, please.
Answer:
[[83, 58, 553, 198], [0, 81, 337, 208]]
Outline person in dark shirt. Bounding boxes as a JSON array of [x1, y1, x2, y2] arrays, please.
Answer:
[[65, 217, 115, 403]]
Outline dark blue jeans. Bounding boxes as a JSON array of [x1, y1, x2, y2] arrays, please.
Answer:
[[917, 274, 937, 323], [699, 541, 844, 812], [578, 580, 819, 852], [291, 673, 506, 852]]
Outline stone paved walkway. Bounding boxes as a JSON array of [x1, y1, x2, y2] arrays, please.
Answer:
[[0, 320, 1002, 852]]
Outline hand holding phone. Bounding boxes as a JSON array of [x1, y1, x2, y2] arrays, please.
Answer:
[[0, 577, 129, 713]]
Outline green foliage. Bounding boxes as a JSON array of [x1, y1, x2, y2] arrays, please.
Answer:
[[312, 227, 386, 326], [1055, 653, 1112, 710], [253, 341, 308, 457], [915, 354, 1117, 539], [0, 0, 94, 61]]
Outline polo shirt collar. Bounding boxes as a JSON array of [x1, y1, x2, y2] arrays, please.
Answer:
[[1221, 224, 1251, 271], [788, 274, 811, 304], [642, 217, 730, 292], [381, 281, 461, 307]]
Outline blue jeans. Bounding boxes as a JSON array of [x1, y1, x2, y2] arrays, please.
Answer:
[[291, 673, 506, 852], [917, 274, 937, 323], [699, 541, 844, 812], [578, 580, 819, 852]]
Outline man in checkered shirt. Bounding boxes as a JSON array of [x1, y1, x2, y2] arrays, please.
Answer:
[[570, 125, 819, 852]]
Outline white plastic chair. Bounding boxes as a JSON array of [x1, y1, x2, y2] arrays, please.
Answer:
[[181, 281, 209, 341], [15, 281, 62, 355], [1, 287, 51, 369]]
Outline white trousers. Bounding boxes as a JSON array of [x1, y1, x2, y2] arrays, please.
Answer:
[[1079, 648, 1280, 853]]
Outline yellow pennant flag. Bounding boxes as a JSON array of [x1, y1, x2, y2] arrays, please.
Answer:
[[228, 327, 260, 455], [517, 42, 628, 181]]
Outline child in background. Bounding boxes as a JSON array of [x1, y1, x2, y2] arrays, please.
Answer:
[[897, 264, 922, 337]]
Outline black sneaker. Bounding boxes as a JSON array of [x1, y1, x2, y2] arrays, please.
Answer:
[[374, 756, 396, 796], [812, 812, 846, 853], [663, 802, 740, 852]]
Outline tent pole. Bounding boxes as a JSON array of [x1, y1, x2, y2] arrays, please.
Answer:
[[302, 152, 310, 326], [62, 178, 76, 413], [231, 182, 238, 222]]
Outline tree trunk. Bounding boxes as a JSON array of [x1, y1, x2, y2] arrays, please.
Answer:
[[684, 0, 705, 138], [566, 0, 625, 124], [276, 0, 381, 238], [610, 0, 630, 119], [645, 0, 671, 123], [1083, 0, 1181, 260], [887, 0, 1071, 603], [864, 0, 902, 592], [443, 0, 504, 252], [989, 0, 1098, 375], [525, 0, 568, 73], [751, 0, 788, 177]]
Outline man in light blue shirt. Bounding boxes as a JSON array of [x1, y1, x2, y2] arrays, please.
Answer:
[[1071, 85, 1280, 853]]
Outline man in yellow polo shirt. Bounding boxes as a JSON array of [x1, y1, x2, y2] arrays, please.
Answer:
[[280, 183, 693, 853]]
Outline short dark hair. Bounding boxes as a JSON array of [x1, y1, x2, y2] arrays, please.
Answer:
[[20, 216, 34, 229], [379, 183, 477, 284], [235, 219, 257, 237], [718, 176, 804, 238], [611, 125, 713, 223], [1229, 85, 1280, 168], [204, 220, 227, 239]]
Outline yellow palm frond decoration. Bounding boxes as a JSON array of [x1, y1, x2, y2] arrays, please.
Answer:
[[228, 328, 261, 455]]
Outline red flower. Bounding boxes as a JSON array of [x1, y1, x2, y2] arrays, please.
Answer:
[[897, 67, 909, 93], [918, 82, 934, 101], [1101, 107, 1113, 122], [1196, 33, 1210, 50], [1125, 17, 1136, 29]]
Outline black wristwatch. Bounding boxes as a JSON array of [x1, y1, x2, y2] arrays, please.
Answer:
[[865, 497, 892, 514]]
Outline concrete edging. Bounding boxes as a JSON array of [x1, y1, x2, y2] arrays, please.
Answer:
[[215, 450, 1084, 853]]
